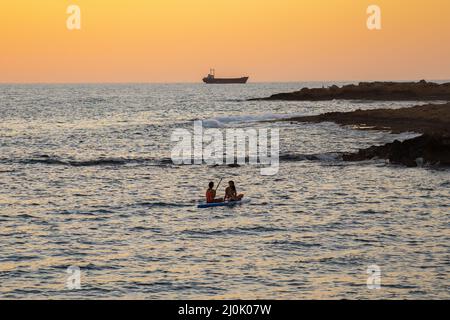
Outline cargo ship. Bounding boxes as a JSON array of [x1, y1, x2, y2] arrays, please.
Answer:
[[202, 69, 248, 84]]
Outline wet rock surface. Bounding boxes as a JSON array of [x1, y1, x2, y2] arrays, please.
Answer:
[[342, 134, 450, 167], [276, 102, 450, 167]]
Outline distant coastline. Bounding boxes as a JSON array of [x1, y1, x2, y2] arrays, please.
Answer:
[[252, 80, 450, 101]]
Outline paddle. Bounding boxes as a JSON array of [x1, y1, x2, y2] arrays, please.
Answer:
[[215, 178, 223, 191], [215, 177, 224, 202]]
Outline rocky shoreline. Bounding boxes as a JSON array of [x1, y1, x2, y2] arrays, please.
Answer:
[[282, 103, 450, 135], [254, 80, 450, 101], [342, 134, 450, 167], [278, 102, 450, 167]]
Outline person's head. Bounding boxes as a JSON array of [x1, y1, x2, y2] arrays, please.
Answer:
[[208, 181, 214, 189], [228, 181, 235, 190]]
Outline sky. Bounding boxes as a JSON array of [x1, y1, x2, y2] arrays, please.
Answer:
[[1, 0, 449, 83]]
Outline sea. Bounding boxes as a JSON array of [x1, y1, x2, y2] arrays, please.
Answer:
[[0, 83, 448, 299]]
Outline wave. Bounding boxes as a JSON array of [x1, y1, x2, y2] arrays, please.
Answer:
[[279, 152, 342, 162], [270, 239, 322, 248], [54, 208, 114, 215], [1, 155, 174, 167], [182, 225, 283, 237], [440, 181, 450, 187], [204, 152, 342, 165], [75, 97, 108, 105], [200, 112, 304, 128], [137, 201, 191, 208], [201, 119, 225, 128], [0, 170, 16, 173], [1, 152, 343, 168]]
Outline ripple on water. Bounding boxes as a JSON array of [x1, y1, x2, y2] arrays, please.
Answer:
[[0, 84, 449, 299]]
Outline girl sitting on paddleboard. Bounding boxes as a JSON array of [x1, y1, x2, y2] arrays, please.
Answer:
[[206, 182, 224, 203], [224, 181, 244, 202]]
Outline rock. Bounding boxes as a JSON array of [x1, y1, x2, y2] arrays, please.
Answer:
[[343, 134, 450, 167], [253, 81, 450, 101], [279, 102, 450, 136]]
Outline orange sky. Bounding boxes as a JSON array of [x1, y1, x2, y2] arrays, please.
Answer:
[[1, 0, 449, 83]]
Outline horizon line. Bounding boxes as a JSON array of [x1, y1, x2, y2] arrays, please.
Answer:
[[1, 78, 450, 85]]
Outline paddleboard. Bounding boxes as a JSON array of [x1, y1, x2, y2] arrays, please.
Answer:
[[197, 198, 250, 209]]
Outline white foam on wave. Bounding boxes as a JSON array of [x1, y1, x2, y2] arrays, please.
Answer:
[[394, 131, 422, 141], [314, 152, 342, 161], [201, 119, 225, 128], [201, 113, 304, 128]]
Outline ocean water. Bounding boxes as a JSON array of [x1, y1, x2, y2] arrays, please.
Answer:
[[0, 83, 448, 299]]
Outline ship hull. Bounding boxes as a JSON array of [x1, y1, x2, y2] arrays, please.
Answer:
[[203, 77, 248, 84]]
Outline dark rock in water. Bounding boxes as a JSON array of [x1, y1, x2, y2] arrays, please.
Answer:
[[252, 81, 450, 101], [343, 134, 450, 167], [210, 163, 241, 168], [227, 163, 241, 167]]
